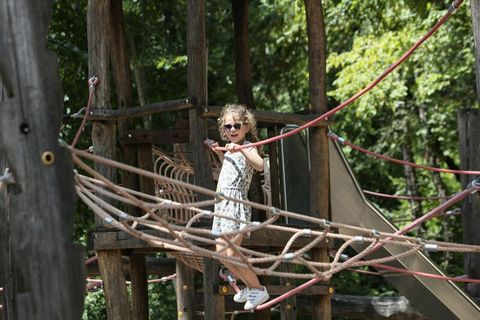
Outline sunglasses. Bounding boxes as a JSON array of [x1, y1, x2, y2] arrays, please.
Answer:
[[223, 123, 242, 131]]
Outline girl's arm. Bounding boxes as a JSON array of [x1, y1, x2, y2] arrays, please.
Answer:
[[205, 139, 224, 162], [240, 147, 264, 172]]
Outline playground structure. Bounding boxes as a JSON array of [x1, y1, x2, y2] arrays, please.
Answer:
[[1, 1, 480, 320]]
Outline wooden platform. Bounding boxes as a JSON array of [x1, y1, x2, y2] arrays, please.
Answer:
[[92, 225, 330, 252]]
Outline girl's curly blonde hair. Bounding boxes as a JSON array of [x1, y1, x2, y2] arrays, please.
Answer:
[[218, 104, 259, 143]]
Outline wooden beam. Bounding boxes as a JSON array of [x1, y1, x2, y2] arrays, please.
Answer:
[[120, 129, 189, 145], [218, 285, 332, 296], [92, 228, 329, 251], [203, 106, 330, 126], [72, 98, 193, 121], [86, 257, 176, 277]]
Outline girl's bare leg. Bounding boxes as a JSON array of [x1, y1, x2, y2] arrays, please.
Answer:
[[216, 236, 262, 289]]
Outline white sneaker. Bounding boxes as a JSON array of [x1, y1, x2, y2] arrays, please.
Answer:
[[233, 287, 250, 303], [244, 286, 269, 310]]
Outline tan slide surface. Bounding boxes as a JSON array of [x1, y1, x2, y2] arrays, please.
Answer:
[[329, 140, 480, 320]]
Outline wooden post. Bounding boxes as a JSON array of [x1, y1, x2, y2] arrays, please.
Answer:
[[471, 0, 480, 105], [187, 0, 214, 192], [176, 261, 196, 320], [202, 258, 225, 320], [188, 0, 213, 318], [87, 1, 132, 319], [304, 0, 332, 319], [109, 2, 149, 319], [458, 109, 480, 298], [0, 1, 85, 319], [0, 83, 11, 320], [97, 250, 133, 320], [232, 0, 255, 108]]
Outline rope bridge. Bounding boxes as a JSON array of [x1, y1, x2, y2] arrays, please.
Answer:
[[71, 146, 480, 285]]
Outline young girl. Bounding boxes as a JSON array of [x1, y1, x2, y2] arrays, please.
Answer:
[[205, 104, 269, 310]]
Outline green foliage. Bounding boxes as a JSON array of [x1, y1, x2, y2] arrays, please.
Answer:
[[83, 290, 107, 320]]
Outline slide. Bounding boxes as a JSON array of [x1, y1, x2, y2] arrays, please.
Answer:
[[329, 139, 480, 320]]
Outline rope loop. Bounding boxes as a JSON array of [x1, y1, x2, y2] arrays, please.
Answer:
[[0, 168, 14, 184], [319, 219, 331, 228], [370, 229, 381, 239], [88, 75, 99, 89], [449, 0, 463, 13], [424, 243, 439, 252], [327, 131, 345, 145], [468, 179, 480, 194]]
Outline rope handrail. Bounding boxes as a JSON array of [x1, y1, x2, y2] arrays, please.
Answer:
[[363, 190, 451, 201], [71, 76, 99, 148], [214, 0, 464, 153], [328, 131, 480, 175]]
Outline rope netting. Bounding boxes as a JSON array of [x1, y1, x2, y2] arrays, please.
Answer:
[[71, 146, 480, 284]]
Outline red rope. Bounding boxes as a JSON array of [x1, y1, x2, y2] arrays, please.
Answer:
[[218, 1, 463, 153], [373, 263, 480, 284], [71, 76, 99, 148], [363, 190, 450, 201], [331, 252, 480, 283], [85, 255, 98, 265], [328, 132, 480, 175]]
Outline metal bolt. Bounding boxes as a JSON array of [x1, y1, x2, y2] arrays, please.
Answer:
[[41, 151, 55, 166]]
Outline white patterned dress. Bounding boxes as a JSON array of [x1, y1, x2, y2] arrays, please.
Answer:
[[212, 141, 256, 234]]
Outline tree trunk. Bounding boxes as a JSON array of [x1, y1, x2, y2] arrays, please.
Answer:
[[401, 143, 423, 223], [471, 0, 480, 105], [0, 1, 84, 319]]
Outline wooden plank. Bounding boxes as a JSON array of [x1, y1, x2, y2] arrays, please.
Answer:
[[458, 109, 480, 298], [92, 228, 329, 251], [202, 258, 225, 319], [176, 260, 196, 320], [73, 98, 193, 121], [203, 106, 331, 127], [0, 1, 85, 319], [120, 129, 190, 145], [98, 250, 132, 320], [87, 256, 176, 277]]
